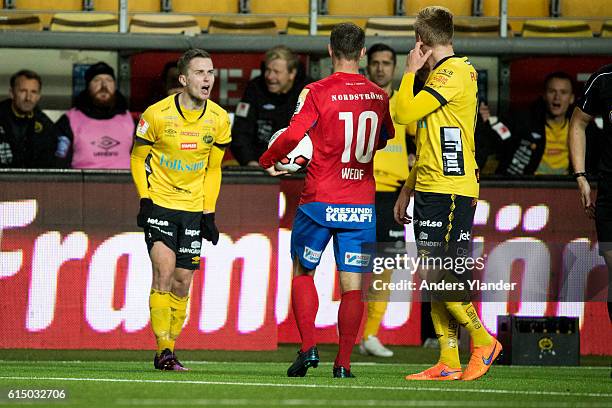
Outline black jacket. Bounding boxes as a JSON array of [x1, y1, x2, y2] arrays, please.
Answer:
[[230, 67, 312, 165], [476, 99, 601, 175], [54, 89, 131, 168], [0, 98, 59, 168]]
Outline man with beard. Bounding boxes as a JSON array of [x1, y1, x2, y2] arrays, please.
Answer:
[[0, 69, 59, 168], [55, 62, 135, 169]]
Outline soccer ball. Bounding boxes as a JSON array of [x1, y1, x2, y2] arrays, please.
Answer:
[[267, 127, 313, 173]]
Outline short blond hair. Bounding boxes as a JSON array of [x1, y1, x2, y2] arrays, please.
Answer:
[[265, 45, 298, 73], [415, 6, 454, 46]]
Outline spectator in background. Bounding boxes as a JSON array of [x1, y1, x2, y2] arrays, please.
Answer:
[[0, 69, 59, 168], [55, 62, 134, 169], [478, 71, 600, 175], [231, 45, 312, 166], [149, 61, 184, 105]]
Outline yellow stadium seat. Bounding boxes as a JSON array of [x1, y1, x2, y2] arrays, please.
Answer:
[[482, 0, 550, 17], [95, 0, 160, 12], [50, 12, 118, 32], [207, 17, 278, 34], [454, 17, 511, 37], [328, 0, 395, 16], [0, 14, 41, 30], [249, 0, 309, 14], [129, 14, 200, 34], [405, 0, 473, 17], [602, 20, 612, 37], [286, 16, 365, 35], [172, 0, 239, 14], [560, 0, 610, 19], [16, 0, 82, 10], [365, 17, 415, 36], [522, 19, 593, 37]]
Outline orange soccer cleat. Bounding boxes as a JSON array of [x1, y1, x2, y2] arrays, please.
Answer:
[[461, 338, 503, 381], [405, 363, 462, 381]]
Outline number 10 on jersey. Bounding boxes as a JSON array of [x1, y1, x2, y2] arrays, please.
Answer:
[[339, 111, 379, 164]]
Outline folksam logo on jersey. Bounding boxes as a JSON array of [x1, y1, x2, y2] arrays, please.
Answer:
[[159, 154, 204, 172]]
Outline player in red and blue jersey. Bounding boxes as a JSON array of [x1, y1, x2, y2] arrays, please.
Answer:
[[260, 22, 395, 378]]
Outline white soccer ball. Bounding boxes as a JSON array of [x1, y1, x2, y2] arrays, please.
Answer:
[[267, 127, 313, 173]]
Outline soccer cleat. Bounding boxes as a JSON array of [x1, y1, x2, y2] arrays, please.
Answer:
[[405, 362, 462, 380], [154, 349, 189, 371], [359, 335, 394, 357], [287, 346, 319, 377], [461, 338, 502, 381], [333, 366, 355, 378]]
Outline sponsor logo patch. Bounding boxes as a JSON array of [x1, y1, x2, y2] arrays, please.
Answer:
[[136, 118, 149, 136], [181, 142, 197, 150], [179, 247, 201, 254], [344, 252, 371, 267], [303, 246, 322, 263], [235, 102, 250, 118], [185, 228, 200, 237], [147, 218, 169, 227], [191, 241, 201, 249]]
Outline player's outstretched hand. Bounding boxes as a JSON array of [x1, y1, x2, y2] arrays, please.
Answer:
[[201, 213, 220, 245], [405, 41, 433, 74], [394, 185, 413, 225], [137, 198, 153, 228], [577, 177, 595, 219], [264, 166, 289, 177]]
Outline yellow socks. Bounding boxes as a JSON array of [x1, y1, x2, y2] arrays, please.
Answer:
[[431, 301, 461, 368], [169, 292, 189, 345], [444, 301, 493, 347], [363, 268, 392, 339], [149, 289, 174, 354]]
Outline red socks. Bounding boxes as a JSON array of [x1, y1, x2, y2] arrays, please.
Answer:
[[291, 275, 319, 352], [335, 290, 363, 369]]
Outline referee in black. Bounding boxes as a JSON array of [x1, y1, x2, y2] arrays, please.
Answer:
[[569, 63, 612, 321]]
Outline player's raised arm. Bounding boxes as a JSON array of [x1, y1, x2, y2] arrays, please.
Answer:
[[259, 87, 318, 169]]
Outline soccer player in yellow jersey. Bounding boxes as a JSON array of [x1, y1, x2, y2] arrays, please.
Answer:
[[360, 43, 416, 358], [130, 49, 231, 370], [393, 7, 502, 381]]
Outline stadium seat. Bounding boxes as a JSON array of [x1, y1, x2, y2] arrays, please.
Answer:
[[521, 19, 593, 37], [481, 0, 550, 33], [16, 0, 82, 10], [602, 20, 612, 37], [129, 14, 200, 34], [95, 0, 160, 12], [249, 0, 309, 14], [454, 17, 511, 37], [482, 0, 550, 17], [286, 17, 365, 35], [327, 0, 395, 16], [0, 14, 41, 30], [560, 0, 609, 34], [50, 12, 118, 32], [207, 17, 278, 35], [405, 0, 473, 17], [365, 17, 415, 36], [172, 0, 239, 14]]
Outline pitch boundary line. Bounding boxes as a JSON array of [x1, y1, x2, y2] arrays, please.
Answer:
[[0, 376, 610, 398], [0, 360, 608, 370]]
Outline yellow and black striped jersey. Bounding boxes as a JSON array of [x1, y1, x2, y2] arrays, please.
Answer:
[[399, 56, 479, 198], [135, 94, 231, 212]]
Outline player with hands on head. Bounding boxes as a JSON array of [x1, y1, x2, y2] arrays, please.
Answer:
[[260, 22, 395, 378], [393, 6, 501, 381], [131, 48, 231, 371]]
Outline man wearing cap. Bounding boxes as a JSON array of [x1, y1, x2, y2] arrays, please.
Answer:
[[55, 61, 135, 169]]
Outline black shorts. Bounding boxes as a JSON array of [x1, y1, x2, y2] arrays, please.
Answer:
[[413, 191, 477, 261], [596, 175, 612, 254], [375, 190, 406, 243], [144, 204, 203, 270]]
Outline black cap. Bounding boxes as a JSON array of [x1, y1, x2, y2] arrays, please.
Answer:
[[84, 62, 115, 85]]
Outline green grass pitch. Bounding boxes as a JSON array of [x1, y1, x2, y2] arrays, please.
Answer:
[[0, 345, 610, 407]]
